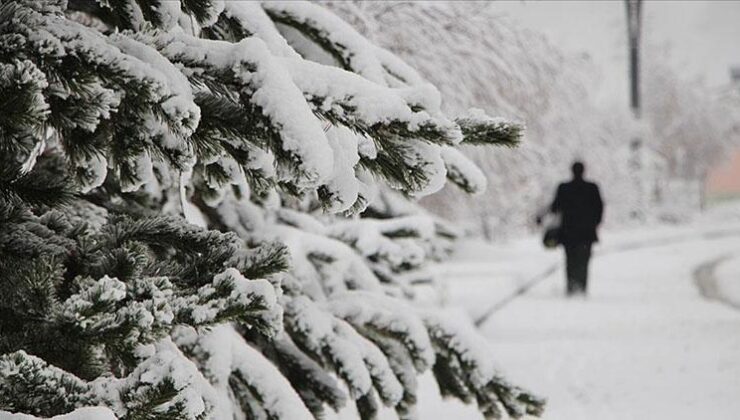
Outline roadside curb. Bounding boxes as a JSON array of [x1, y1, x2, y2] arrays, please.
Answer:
[[694, 254, 740, 311]]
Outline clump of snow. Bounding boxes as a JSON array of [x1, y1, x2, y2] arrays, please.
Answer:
[[262, 1, 426, 87], [174, 324, 314, 419], [280, 58, 460, 144], [76, 154, 108, 194], [441, 146, 488, 195], [178, 268, 280, 331], [221, 2, 300, 59], [335, 318, 404, 406], [111, 33, 200, 137], [328, 216, 435, 270], [118, 152, 154, 193], [60, 276, 127, 328], [227, 329, 315, 419], [423, 309, 500, 389], [463, 107, 508, 126], [322, 126, 361, 213], [160, 29, 335, 189], [329, 291, 435, 371], [403, 140, 447, 197], [356, 134, 377, 159], [272, 224, 382, 296], [96, 339, 217, 420], [284, 296, 373, 398], [263, 1, 389, 84]]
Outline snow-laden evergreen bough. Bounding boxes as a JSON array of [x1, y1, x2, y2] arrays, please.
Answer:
[[0, 1, 543, 419]]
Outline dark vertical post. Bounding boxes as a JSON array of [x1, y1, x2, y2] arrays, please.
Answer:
[[625, 0, 643, 118], [625, 0, 645, 219]]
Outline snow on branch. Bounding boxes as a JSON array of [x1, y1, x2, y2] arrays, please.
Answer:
[[173, 325, 314, 419], [0, 1, 541, 419], [213, 2, 300, 59], [262, 0, 425, 87], [329, 291, 435, 372], [456, 109, 523, 147], [133, 28, 335, 190], [424, 311, 546, 419], [281, 57, 461, 146], [442, 146, 488, 195]]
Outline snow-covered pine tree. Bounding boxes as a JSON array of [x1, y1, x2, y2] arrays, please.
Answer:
[[0, 1, 543, 419]]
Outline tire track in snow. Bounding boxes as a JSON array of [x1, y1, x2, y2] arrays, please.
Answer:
[[473, 261, 560, 327]]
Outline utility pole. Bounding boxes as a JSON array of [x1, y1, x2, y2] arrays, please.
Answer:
[[626, 0, 643, 118], [625, 0, 645, 220]]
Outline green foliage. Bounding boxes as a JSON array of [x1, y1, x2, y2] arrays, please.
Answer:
[[0, 200, 280, 374], [456, 117, 523, 147], [0, 1, 543, 419], [425, 316, 546, 419], [0, 175, 283, 417], [0, 157, 75, 208], [0, 351, 93, 416]]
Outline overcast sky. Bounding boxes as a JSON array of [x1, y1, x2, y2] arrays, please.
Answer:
[[492, 0, 740, 107]]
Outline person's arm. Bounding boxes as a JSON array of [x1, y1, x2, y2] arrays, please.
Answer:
[[593, 184, 603, 225], [550, 184, 563, 214], [535, 203, 549, 226]]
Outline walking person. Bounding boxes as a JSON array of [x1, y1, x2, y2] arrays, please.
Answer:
[[548, 161, 603, 296]]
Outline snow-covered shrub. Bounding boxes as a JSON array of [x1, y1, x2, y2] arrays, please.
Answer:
[[0, 1, 543, 419]]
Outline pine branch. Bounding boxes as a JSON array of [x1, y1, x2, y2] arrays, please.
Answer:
[[0, 351, 93, 416], [0, 160, 75, 208], [455, 115, 523, 147]]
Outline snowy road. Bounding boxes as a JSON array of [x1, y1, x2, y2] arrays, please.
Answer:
[[357, 214, 740, 420], [473, 232, 740, 420]]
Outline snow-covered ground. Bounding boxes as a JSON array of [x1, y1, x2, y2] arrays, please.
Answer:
[[418, 202, 740, 419]]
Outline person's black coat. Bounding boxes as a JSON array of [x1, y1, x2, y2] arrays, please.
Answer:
[[550, 179, 603, 244]]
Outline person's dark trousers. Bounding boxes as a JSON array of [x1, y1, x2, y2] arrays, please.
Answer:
[[564, 242, 592, 295]]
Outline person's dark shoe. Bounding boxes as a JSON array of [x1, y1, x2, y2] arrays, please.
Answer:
[[566, 289, 587, 298]]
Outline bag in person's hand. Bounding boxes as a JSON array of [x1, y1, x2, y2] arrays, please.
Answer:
[[538, 212, 561, 249], [542, 225, 561, 249]]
